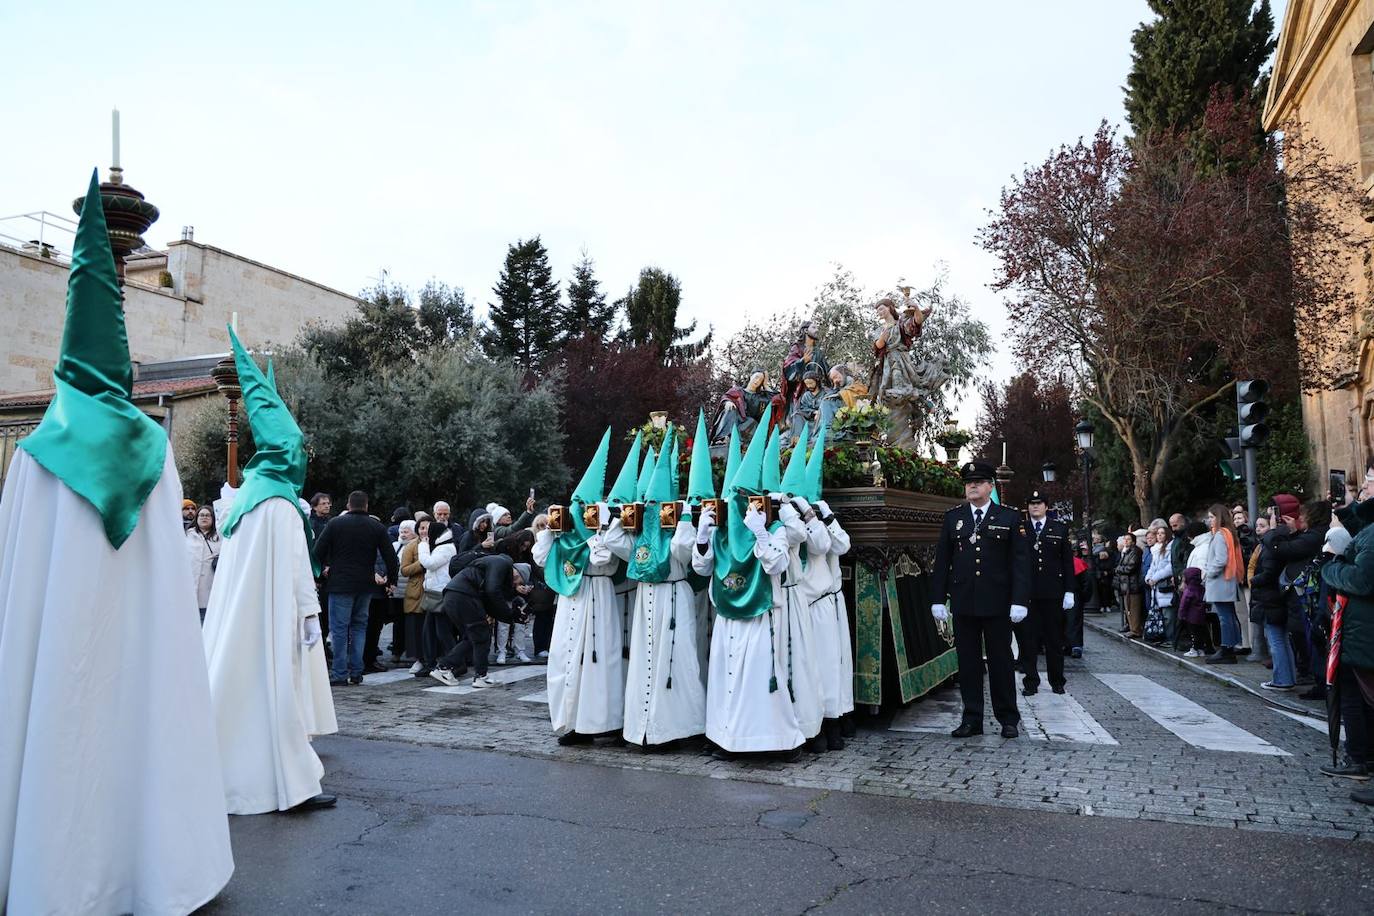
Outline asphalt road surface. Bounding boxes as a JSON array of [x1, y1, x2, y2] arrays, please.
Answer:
[[204, 734, 1374, 915]]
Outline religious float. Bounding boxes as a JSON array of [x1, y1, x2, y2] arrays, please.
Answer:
[[706, 288, 967, 710]]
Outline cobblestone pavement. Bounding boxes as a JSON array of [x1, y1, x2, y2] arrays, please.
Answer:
[[331, 628, 1374, 841]]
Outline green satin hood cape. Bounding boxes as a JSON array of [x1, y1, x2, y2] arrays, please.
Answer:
[[19, 170, 167, 549], [710, 407, 779, 620], [546, 427, 611, 597]]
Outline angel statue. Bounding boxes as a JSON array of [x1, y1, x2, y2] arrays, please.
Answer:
[[870, 290, 949, 449]]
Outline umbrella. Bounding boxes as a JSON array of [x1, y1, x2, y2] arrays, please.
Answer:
[[1326, 592, 1347, 767]]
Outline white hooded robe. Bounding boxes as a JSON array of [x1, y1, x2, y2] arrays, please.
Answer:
[[0, 450, 234, 916]]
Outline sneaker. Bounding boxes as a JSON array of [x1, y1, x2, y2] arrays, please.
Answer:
[[1261, 681, 1294, 691], [409, 661, 424, 674], [516, 650, 532, 663], [537, 650, 549, 659], [471, 675, 497, 689], [430, 667, 461, 687], [1183, 649, 1203, 658], [347, 675, 364, 685], [495, 651, 507, 666], [1320, 759, 1370, 780]]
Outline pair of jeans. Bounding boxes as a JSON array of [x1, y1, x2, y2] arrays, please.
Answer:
[[1263, 623, 1296, 687], [1213, 600, 1241, 649], [328, 592, 371, 680]]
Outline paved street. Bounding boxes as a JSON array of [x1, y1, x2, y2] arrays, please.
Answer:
[[204, 626, 1374, 913]]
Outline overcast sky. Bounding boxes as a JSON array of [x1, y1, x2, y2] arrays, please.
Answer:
[[4, 0, 1236, 420]]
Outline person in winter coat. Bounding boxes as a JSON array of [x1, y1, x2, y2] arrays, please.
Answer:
[[400, 518, 429, 674], [388, 520, 416, 662], [1114, 533, 1144, 638], [1202, 503, 1245, 665], [1094, 533, 1119, 615], [456, 508, 493, 555], [415, 520, 457, 678], [1254, 497, 1327, 688], [493, 530, 536, 663], [488, 496, 537, 542], [1144, 526, 1175, 645], [1320, 494, 1374, 797], [430, 554, 529, 688], [186, 504, 222, 622], [1181, 521, 1214, 656]]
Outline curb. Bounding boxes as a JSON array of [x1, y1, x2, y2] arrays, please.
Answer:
[[1083, 617, 1325, 721]]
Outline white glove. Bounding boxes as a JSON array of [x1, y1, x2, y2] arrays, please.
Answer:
[[791, 496, 812, 517], [931, 603, 949, 623], [302, 615, 322, 649], [696, 508, 715, 544], [1062, 592, 1075, 611], [744, 507, 769, 538], [816, 499, 832, 518], [777, 502, 799, 524], [1010, 604, 1029, 624], [597, 502, 610, 529]]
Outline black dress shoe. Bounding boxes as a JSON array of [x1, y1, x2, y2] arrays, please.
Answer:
[[1052, 685, 1066, 694], [1001, 723, 1019, 739], [1022, 686, 1038, 697], [290, 793, 337, 811], [557, 731, 594, 746], [328, 678, 348, 687], [806, 733, 828, 753], [348, 675, 364, 685], [951, 722, 983, 738]]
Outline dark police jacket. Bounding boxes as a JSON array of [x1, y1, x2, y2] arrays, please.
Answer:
[[929, 502, 1031, 617], [1025, 516, 1075, 602]]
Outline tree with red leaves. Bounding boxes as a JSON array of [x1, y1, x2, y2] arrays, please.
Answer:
[[979, 95, 1363, 522], [973, 372, 1080, 514]]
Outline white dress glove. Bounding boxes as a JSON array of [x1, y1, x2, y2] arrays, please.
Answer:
[[597, 502, 610, 529], [1010, 604, 1029, 624], [302, 615, 322, 649], [744, 507, 769, 538], [931, 603, 949, 623], [791, 496, 812, 517], [1062, 591, 1075, 611], [816, 499, 832, 518], [696, 508, 716, 544]]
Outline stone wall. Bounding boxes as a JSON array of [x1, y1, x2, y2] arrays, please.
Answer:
[[0, 239, 360, 395]]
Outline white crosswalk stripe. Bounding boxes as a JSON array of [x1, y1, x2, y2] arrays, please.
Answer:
[[517, 690, 547, 704], [888, 688, 1118, 744], [354, 669, 415, 686], [1095, 673, 1289, 756]]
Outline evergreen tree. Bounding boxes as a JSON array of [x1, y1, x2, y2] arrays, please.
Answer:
[[1124, 0, 1275, 136], [563, 250, 617, 343], [484, 236, 562, 372], [416, 280, 474, 347], [618, 266, 711, 364]]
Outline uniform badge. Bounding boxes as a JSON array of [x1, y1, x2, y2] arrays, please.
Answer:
[[634, 545, 651, 564], [956, 519, 964, 531], [562, 560, 577, 578], [722, 572, 746, 592]]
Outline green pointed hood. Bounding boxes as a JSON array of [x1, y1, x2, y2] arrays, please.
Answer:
[[687, 410, 715, 503], [19, 169, 167, 548], [265, 358, 277, 392], [712, 405, 777, 621], [636, 444, 658, 501], [607, 431, 642, 505], [761, 426, 782, 493], [220, 326, 310, 538], [727, 406, 771, 497], [647, 424, 675, 504], [781, 423, 809, 496], [628, 425, 677, 583], [720, 426, 742, 499], [546, 427, 611, 598], [667, 425, 681, 502], [804, 423, 826, 503]]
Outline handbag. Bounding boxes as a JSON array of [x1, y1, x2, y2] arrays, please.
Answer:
[[1143, 604, 1166, 641], [420, 589, 444, 613]]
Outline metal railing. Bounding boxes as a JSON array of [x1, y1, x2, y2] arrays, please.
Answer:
[[0, 211, 78, 264]]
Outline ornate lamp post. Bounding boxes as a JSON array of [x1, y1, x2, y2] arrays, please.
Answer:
[[995, 443, 1014, 506], [210, 356, 241, 487], [1041, 461, 1057, 483], [1075, 418, 1095, 531], [71, 113, 159, 290]]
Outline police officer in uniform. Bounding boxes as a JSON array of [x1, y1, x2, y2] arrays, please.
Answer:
[[1016, 490, 1076, 696], [929, 461, 1031, 738]]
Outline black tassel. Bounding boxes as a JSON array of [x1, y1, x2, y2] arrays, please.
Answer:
[[788, 682, 795, 702], [592, 649, 598, 663], [666, 676, 673, 689], [669, 615, 676, 630], [769, 675, 778, 693]]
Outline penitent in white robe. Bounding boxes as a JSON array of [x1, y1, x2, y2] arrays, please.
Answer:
[[614, 521, 706, 745], [694, 526, 805, 753], [809, 517, 855, 718], [203, 496, 337, 814], [782, 511, 831, 740], [536, 522, 626, 737], [0, 450, 233, 916]]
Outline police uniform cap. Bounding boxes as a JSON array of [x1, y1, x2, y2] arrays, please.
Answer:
[[1027, 490, 1047, 505], [960, 460, 995, 482]]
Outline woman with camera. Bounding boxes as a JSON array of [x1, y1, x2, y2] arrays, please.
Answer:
[[431, 554, 532, 689]]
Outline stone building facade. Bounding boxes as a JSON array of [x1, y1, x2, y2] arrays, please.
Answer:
[[1263, 0, 1374, 483], [0, 234, 360, 396]]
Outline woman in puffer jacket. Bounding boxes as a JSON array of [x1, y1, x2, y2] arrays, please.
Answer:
[[415, 521, 457, 677]]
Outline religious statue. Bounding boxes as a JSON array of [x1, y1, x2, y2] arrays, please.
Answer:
[[819, 364, 870, 438], [780, 320, 829, 414], [711, 368, 785, 444], [789, 363, 826, 442], [871, 291, 948, 449]]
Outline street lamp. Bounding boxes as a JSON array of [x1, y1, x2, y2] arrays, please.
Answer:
[[1042, 461, 1056, 483], [1075, 418, 1095, 532]]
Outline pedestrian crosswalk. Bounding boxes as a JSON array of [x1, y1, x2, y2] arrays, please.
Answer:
[[889, 671, 1311, 757]]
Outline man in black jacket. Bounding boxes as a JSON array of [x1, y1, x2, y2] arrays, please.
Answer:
[[1017, 490, 1077, 696], [930, 461, 1032, 738], [431, 554, 530, 688], [313, 491, 398, 686]]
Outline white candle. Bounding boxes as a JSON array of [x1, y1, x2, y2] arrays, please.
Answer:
[[1002, 442, 1007, 465], [111, 108, 120, 169], [231, 311, 239, 333]]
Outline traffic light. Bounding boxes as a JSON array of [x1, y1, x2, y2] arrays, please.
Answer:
[[1218, 434, 1244, 481], [1237, 379, 1270, 448]]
